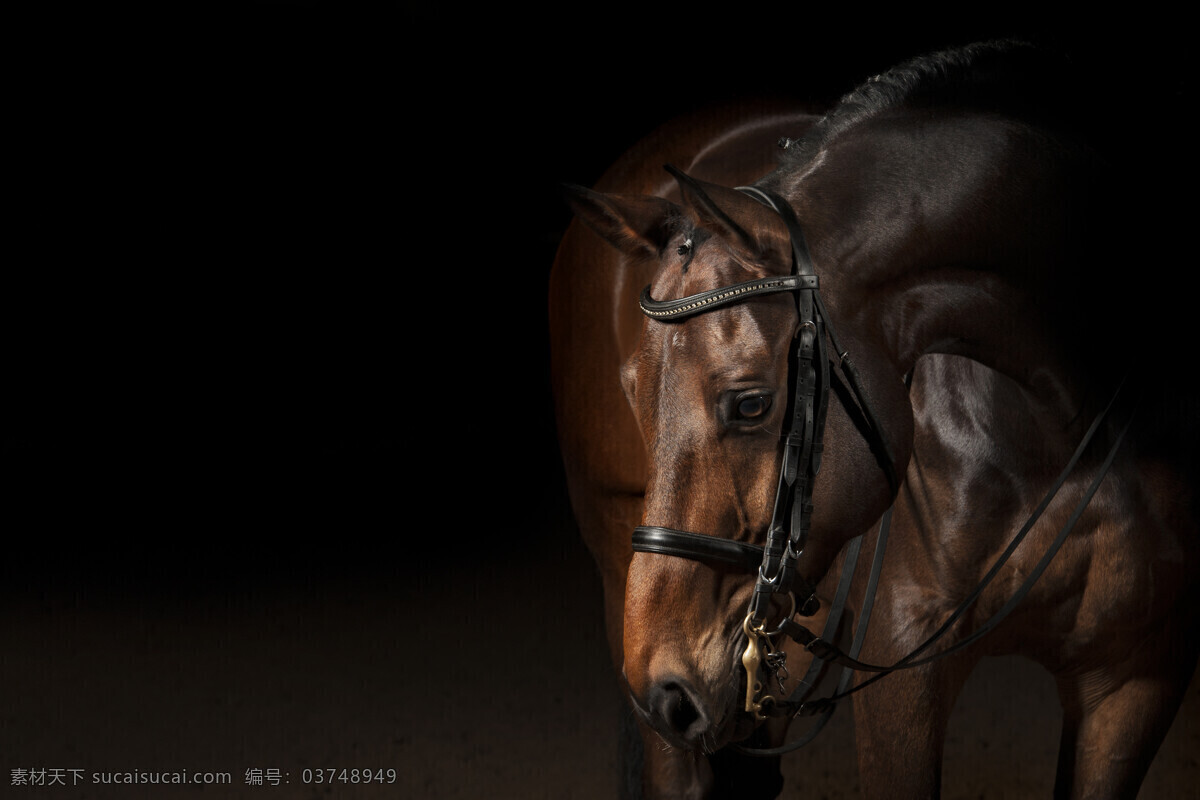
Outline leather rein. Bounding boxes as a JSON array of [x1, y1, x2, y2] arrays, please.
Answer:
[[630, 178, 1133, 756]]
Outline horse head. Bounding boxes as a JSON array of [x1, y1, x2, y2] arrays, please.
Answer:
[[556, 39, 1196, 799], [565, 167, 913, 752]]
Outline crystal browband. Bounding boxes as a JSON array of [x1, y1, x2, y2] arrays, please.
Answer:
[[639, 274, 819, 320]]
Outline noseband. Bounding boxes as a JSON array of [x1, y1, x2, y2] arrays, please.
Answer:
[[629, 176, 1133, 755]]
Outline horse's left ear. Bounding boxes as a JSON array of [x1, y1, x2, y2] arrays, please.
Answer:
[[562, 183, 679, 260], [666, 165, 791, 270]]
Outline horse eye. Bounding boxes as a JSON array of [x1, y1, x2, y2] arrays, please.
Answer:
[[736, 395, 771, 420]]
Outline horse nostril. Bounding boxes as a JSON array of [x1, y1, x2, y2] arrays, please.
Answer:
[[648, 678, 710, 745]]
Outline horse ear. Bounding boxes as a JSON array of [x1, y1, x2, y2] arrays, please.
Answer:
[[666, 165, 791, 269], [562, 183, 678, 260]]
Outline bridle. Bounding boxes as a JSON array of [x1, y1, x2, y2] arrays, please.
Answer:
[[629, 168, 1134, 756], [633, 175, 900, 734]]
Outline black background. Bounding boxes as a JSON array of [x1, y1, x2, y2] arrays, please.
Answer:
[[11, 6, 1186, 590], [4, 5, 1193, 798], [232, 7, 1185, 580], [94, 6, 1185, 578]]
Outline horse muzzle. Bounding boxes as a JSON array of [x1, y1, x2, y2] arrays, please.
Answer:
[[624, 661, 757, 753]]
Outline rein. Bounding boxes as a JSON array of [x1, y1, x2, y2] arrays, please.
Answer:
[[630, 173, 1134, 756]]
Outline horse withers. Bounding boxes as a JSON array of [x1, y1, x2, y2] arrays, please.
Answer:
[[550, 40, 1198, 799]]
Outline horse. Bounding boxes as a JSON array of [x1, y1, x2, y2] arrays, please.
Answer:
[[549, 40, 1198, 799]]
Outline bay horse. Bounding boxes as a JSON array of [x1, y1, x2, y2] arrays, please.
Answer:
[[549, 40, 1197, 798]]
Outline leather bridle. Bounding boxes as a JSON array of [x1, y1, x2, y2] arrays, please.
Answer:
[[629, 169, 1134, 756]]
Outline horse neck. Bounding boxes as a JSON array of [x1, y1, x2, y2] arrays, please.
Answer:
[[786, 112, 1114, 426]]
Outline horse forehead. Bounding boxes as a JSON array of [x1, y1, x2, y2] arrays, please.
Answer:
[[693, 308, 774, 348], [647, 306, 785, 376]]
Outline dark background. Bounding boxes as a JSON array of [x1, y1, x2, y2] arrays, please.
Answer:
[[3, 5, 1193, 799], [123, 5, 1185, 578]]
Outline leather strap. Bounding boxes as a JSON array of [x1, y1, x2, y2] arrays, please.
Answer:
[[734, 508, 892, 756], [813, 291, 900, 495], [742, 375, 915, 752], [639, 275, 818, 320], [738, 185, 827, 628], [632, 526, 818, 606], [632, 527, 764, 574]]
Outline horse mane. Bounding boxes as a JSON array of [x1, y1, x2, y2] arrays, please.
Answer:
[[780, 39, 1081, 165]]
